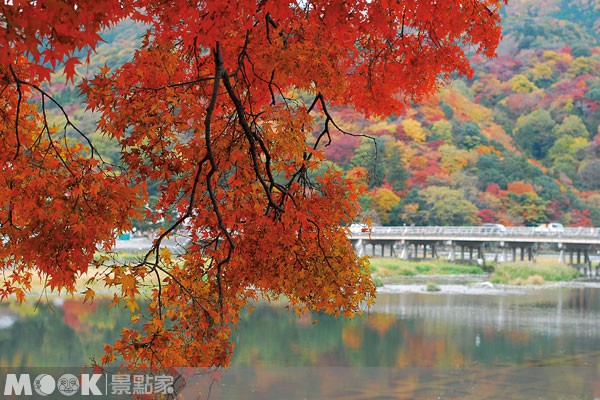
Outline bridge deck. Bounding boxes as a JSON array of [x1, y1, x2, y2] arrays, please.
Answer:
[[349, 226, 600, 245]]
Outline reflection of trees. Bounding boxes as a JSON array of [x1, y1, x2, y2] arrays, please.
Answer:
[[233, 300, 600, 371], [0, 300, 133, 367], [62, 300, 98, 332], [3, 294, 599, 369], [569, 287, 600, 311], [0, 296, 599, 399], [228, 300, 600, 399]]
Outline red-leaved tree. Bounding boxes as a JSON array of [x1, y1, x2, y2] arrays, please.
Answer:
[[0, 0, 505, 368]]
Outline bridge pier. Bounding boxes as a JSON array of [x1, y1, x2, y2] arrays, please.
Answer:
[[368, 240, 396, 257], [350, 239, 366, 257], [404, 240, 440, 261], [448, 245, 456, 262], [561, 243, 592, 270], [451, 241, 485, 264], [400, 242, 408, 260], [503, 242, 535, 262]]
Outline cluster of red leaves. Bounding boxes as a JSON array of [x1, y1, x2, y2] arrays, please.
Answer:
[[0, 57, 141, 301], [0, 0, 505, 370]]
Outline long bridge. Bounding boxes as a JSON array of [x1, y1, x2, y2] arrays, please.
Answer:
[[349, 225, 600, 268]]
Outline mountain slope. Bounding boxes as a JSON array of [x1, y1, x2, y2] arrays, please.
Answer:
[[322, 0, 600, 227]]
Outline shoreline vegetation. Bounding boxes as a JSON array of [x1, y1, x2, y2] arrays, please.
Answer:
[[20, 252, 585, 297], [369, 257, 581, 287]]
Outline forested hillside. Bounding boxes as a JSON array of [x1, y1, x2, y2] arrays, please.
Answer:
[[318, 0, 600, 227], [52, 1, 600, 228]]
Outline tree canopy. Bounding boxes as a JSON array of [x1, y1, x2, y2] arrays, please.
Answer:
[[0, 0, 506, 368]]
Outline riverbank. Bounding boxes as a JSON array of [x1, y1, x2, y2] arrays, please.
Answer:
[[369, 257, 581, 287], [377, 279, 600, 297], [13, 253, 585, 299]]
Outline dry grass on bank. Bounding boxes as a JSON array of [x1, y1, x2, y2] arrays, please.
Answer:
[[490, 259, 580, 285]]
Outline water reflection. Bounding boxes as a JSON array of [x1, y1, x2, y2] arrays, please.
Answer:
[[1, 286, 600, 398], [0, 299, 132, 367], [233, 286, 600, 369], [228, 285, 600, 398], [375, 288, 600, 338]]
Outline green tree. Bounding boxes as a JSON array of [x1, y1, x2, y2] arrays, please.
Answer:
[[476, 153, 509, 189], [430, 120, 453, 142], [513, 109, 557, 159], [349, 137, 385, 188], [585, 194, 600, 226], [421, 186, 480, 226], [440, 102, 455, 120], [476, 153, 549, 192], [382, 142, 408, 192], [585, 81, 600, 102], [390, 188, 428, 226], [553, 115, 590, 139], [453, 121, 488, 150], [531, 175, 564, 202]]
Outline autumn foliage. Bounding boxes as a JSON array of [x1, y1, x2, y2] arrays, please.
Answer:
[[0, 0, 505, 368]]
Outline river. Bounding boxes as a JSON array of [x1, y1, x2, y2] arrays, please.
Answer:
[[2, 282, 600, 399]]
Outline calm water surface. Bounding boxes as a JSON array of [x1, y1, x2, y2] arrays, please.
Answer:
[[2, 283, 600, 399]]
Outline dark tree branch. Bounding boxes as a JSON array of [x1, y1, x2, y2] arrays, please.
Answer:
[[40, 95, 77, 177], [220, 61, 286, 216], [307, 92, 374, 157], [8, 65, 22, 161], [137, 75, 216, 92], [265, 12, 279, 44], [9, 73, 103, 165], [140, 156, 208, 268], [205, 42, 234, 313]]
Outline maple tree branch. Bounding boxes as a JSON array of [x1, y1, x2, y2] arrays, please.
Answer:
[[267, 69, 277, 105], [306, 218, 344, 291], [205, 43, 234, 312], [303, 92, 381, 188], [232, 32, 289, 107], [9, 75, 103, 166], [123, 252, 214, 328], [218, 35, 293, 216], [137, 75, 216, 92], [221, 67, 286, 216], [307, 92, 375, 154], [153, 266, 163, 321], [228, 35, 308, 208], [237, 31, 251, 76], [141, 157, 209, 268], [205, 44, 234, 244], [8, 65, 22, 161], [135, 156, 220, 323], [40, 95, 77, 177], [204, 46, 226, 227], [400, 9, 406, 39], [243, 53, 282, 106], [153, 263, 213, 322], [265, 12, 279, 44]]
